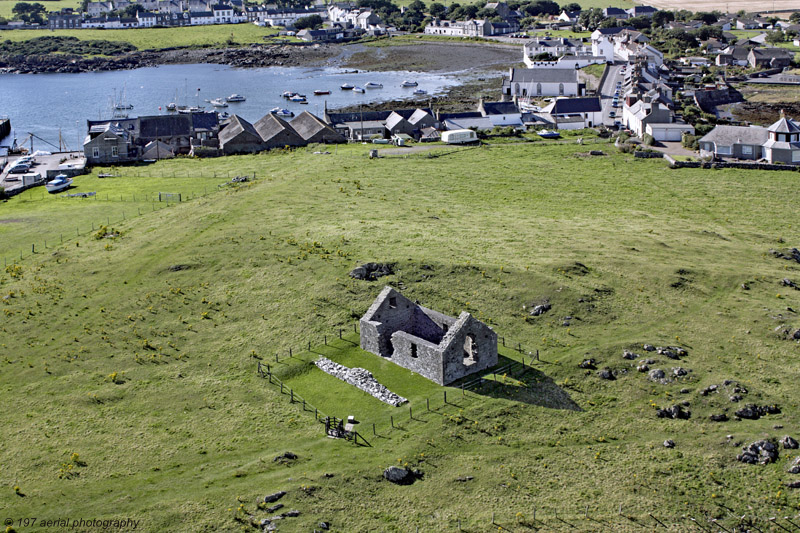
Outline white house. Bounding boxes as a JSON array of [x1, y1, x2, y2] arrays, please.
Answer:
[[501, 68, 583, 98], [190, 10, 214, 24], [212, 3, 234, 23], [540, 97, 603, 129]]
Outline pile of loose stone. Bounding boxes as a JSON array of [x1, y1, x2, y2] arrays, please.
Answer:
[[314, 357, 407, 406]]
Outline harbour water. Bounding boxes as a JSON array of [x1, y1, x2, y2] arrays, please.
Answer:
[[0, 63, 457, 150]]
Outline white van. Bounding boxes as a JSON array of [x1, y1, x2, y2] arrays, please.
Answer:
[[441, 129, 478, 144], [21, 173, 43, 186]]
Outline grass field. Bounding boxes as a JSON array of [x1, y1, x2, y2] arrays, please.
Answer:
[[1, 142, 800, 532], [0, 23, 281, 50]]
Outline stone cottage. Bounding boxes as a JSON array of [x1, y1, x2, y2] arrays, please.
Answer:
[[360, 286, 498, 385]]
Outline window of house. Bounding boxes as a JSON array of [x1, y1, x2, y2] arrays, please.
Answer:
[[388, 297, 397, 309], [716, 145, 732, 155], [793, 150, 800, 162], [463, 335, 477, 367], [92, 147, 100, 158], [410, 343, 418, 358], [111, 146, 118, 157], [742, 145, 753, 155]]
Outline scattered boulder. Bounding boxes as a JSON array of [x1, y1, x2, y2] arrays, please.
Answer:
[[598, 368, 615, 380], [622, 350, 639, 360], [643, 344, 656, 352], [788, 457, 800, 474], [771, 248, 800, 263], [709, 414, 729, 422], [735, 404, 780, 420], [672, 367, 688, 377], [167, 264, 191, 272], [656, 405, 691, 420], [730, 395, 743, 403], [530, 303, 551, 316], [265, 504, 283, 513], [637, 364, 649, 373], [781, 278, 798, 289], [737, 440, 779, 464], [663, 439, 675, 448], [319, 522, 330, 530], [349, 262, 394, 281], [781, 436, 799, 450], [285, 510, 300, 517], [383, 466, 421, 485], [657, 346, 686, 360], [273, 451, 298, 463], [680, 388, 690, 394], [264, 491, 286, 504], [455, 476, 474, 482], [700, 385, 718, 396], [787, 480, 800, 489], [578, 358, 596, 369], [648, 368, 666, 382]]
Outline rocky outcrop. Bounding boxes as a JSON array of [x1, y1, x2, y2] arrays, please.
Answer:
[[314, 356, 407, 406]]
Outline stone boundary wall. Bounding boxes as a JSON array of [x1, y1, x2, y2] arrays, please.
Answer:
[[669, 160, 800, 171], [633, 151, 664, 159], [314, 356, 408, 407]]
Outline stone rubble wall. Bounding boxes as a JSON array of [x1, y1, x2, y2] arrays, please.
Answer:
[[314, 356, 408, 407]]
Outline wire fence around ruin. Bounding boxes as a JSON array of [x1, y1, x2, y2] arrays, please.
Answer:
[[253, 323, 544, 447]]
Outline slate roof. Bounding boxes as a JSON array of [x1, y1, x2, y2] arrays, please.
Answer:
[[191, 112, 219, 132], [139, 115, 192, 138], [543, 97, 601, 114], [326, 108, 432, 125], [290, 111, 343, 141], [253, 113, 304, 144], [384, 111, 409, 131], [768, 117, 800, 134], [481, 101, 519, 115], [752, 47, 793, 60], [508, 68, 579, 84], [698, 125, 769, 146], [407, 108, 434, 126], [219, 115, 261, 145]]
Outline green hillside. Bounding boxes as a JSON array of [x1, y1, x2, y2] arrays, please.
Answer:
[[1, 142, 799, 532]]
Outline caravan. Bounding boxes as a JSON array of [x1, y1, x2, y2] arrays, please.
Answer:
[[441, 129, 478, 144]]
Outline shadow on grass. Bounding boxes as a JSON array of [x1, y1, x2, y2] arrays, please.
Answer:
[[459, 355, 582, 411]]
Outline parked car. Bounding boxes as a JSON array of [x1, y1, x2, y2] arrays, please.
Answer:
[[9, 162, 31, 173], [609, 111, 616, 118]]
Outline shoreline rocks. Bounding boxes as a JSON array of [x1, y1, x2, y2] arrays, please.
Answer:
[[0, 43, 336, 75]]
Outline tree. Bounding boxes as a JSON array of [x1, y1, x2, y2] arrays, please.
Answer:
[[407, 0, 426, 13], [429, 2, 446, 18], [692, 12, 717, 25], [627, 15, 651, 30], [294, 14, 322, 30], [122, 4, 144, 17], [766, 30, 785, 44], [790, 11, 800, 23], [12, 2, 46, 24], [652, 10, 674, 27], [476, 7, 498, 19], [561, 2, 581, 12], [577, 8, 604, 31]]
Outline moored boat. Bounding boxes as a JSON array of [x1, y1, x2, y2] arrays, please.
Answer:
[[314, 89, 331, 95], [226, 94, 246, 102], [166, 102, 177, 111], [210, 98, 228, 107], [365, 82, 383, 89], [412, 88, 427, 95], [46, 174, 73, 193], [340, 83, 354, 90], [289, 94, 307, 102], [401, 80, 418, 87], [352, 86, 366, 93], [270, 107, 294, 118]]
